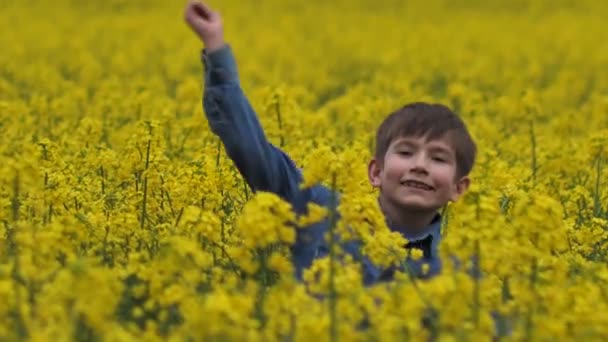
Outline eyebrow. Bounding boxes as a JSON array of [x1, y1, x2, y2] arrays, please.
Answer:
[[393, 140, 415, 148], [428, 146, 452, 154], [393, 140, 454, 156]]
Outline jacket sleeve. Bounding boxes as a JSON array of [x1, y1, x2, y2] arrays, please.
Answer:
[[200, 45, 302, 202]]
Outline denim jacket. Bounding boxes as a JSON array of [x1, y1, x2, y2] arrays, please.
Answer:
[[200, 45, 443, 285]]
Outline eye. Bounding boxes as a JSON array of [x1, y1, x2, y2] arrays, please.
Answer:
[[398, 150, 412, 156], [432, 156, 446, 163]]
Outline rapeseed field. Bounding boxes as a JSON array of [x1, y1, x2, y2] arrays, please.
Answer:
[[1, 0, 607, 340]]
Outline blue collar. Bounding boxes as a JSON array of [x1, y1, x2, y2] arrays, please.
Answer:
[[386, 214, 442, 257]]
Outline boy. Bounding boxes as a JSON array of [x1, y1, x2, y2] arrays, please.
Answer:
[[184, 1, 476, 285]]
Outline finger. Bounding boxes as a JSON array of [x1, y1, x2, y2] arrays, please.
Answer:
[[184, 8, 200, 26], [185, 14, 208, 32], [192, 2, 214, 20], [209, 9, 221, 21]]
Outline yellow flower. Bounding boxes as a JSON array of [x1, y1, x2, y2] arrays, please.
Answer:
[[237, 192, 296, 248], [268, 254, 293, 274], [2, 0, 608, 339], [410, 249, 424, 261]]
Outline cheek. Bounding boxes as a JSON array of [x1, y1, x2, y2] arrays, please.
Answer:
[[383, 156, 408, 179], [432, 165, 457, 188]]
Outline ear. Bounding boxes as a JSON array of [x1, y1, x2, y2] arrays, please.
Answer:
[[368, 157, 383, 188], [449, 176, 470, 201]]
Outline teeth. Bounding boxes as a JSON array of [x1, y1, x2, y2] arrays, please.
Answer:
[[402, 180, 433, 190]]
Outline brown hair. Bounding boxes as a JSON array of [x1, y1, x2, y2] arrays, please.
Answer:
[[374, 102, 477, 178]]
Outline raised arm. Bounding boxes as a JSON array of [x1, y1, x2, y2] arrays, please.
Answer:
[[184, 1, 303, 201]]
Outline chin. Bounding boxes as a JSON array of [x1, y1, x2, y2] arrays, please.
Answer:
[[395, 198, 437, 212]]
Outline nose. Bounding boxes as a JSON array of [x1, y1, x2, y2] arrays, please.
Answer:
[[409, 152, 429, 175]]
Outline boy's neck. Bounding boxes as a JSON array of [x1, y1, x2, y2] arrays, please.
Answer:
[[378, 196, 438, 236]]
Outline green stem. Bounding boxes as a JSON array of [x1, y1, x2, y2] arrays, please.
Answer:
[[99, 166, 105, 195], [216, 138, 221, 167], [243, 178, 250, 201], [529, 120, 537, 187], [12, 172, 20, 222], [215, 138, 225, 199], [440, 205, 449, 237], [8, 172, 27, 339], [593, 151, 602, 217], [47, 204, 53, 224], [140, 139, 151, 229], [525, 257, 538, 341], [275, 101, 285, 147], [11, 263, 28, 340], [256, 249, 269, 329], [495, 276, 512, 338]]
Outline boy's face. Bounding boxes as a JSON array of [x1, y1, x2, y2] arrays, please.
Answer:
[[368, 134, 470, 214]]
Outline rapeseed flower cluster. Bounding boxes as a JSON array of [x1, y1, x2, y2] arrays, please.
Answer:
[[1, 0, 608, 340]]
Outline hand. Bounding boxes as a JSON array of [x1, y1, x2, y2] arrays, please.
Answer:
[[184, 0, 225, 52]]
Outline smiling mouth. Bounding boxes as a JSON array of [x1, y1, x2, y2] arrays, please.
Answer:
[[400, 180, 435, 191]]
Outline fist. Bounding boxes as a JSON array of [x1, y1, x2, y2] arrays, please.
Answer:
[[184, 1, 225, 52]]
